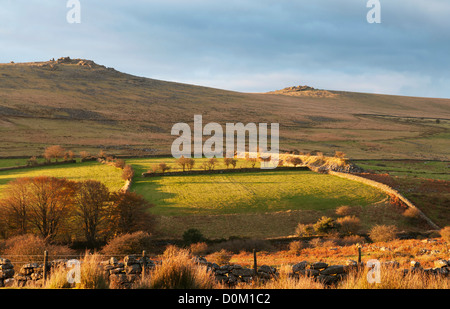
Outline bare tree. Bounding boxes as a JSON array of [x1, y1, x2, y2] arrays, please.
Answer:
[[159, 162, 171, 174], [187, 158, 195, 171], [108, 191, 155, 235], [73, 180, 111, 245], [176, 156, 190, 172], [206, 158, 218, 170], [0, 178, 31, 235], [79, 151, 91, 160], [2, 177, 77, 239], [224, 157, 237, 169]]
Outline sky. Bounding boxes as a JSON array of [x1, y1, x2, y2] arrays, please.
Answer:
[[1, 0, 450, 98]]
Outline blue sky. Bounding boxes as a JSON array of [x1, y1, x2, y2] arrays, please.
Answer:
[[1, 0, 450, 98]]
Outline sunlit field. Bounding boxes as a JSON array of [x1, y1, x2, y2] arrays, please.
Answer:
[[131, 169, 386, 216], [0, 161, 124, 198]]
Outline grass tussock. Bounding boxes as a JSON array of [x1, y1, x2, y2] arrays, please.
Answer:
[[77, 254, 109, 289], [338, 266, 450, 289], [135, 245, 218, 289]]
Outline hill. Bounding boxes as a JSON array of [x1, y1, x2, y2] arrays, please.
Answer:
[[0, 57, 449, 159]]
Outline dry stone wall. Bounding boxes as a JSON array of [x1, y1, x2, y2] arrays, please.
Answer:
[[1, 255, 449, 288], [328, 170, 440, 230]]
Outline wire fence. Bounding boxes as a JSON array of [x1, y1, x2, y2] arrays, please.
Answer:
[[1, 251, 154, 269]]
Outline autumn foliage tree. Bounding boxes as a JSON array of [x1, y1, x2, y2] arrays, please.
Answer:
[[73, 180, 111, 245], [0, 178, 31, 235], [44, 145, 66, 162], [0, 177, 77, 239], [108, 191, 155, 236]]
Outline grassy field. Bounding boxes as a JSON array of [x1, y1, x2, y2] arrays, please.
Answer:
[[132, 170, 386, 216], [356, 160, 450, 181], [118, 157, 391, 239], [0, 161, 124, 198]]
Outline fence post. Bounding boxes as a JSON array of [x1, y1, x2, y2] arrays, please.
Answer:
[[253, 249, 258, 277], [357, 244, 362, 264], [142, 250, 147, 281], [43, 250, 48, 282]]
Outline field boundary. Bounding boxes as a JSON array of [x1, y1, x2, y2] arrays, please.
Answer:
[[0, 160, 77, 172], [328, 170, 440, 230], [141, 166, 309, 177]]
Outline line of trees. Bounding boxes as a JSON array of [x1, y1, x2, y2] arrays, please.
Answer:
[[0, 176, 154, 245]]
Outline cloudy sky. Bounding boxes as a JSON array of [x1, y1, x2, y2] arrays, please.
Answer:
[[1, 0, 450, 98]]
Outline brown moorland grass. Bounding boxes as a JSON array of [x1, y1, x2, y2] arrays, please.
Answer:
[[0, 60, 449, 159]]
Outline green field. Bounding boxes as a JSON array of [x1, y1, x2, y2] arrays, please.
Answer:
[[0, 161, 124, 198], [131, 171, 386, 216], [356, 160, 450, 181]]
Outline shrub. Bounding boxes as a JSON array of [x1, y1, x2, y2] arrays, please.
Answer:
[[369, 225, 398, 243], [79, 151, 91, 160], [0, 234, 75, 263], [288, 241, 305, 254], [295, 223, 314, 237], [336, 216, 361, 235], [207, 249, 232, 265], [309, 238, 322, 248], [440, 226, 450, 243], [403, 207, 421, 222], [101, 231, 153, 256], [159, 162, 171, 174], [322, 239, 338, 248], [77, 254, 109, 289], [223, 157, 237, 169], [27, 156, 38, 166], [335, 206, 352, 216], [113, 159, 126, 169], [122, 165, 134, 180], [313, 216, 336, 235], [182, 229, 205, 245], [44, 145, 66, 162], [189, 242, 209, 256], [138, 246, 216, 289], [46, 266, 74, 289]]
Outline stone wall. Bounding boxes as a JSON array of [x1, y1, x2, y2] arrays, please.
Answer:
[[0, 258, 15, 287], [328, 170, 440, 230], [1, 255, 448, 288]]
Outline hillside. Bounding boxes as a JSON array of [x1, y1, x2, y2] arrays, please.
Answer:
[[0, 57, 449, 159]]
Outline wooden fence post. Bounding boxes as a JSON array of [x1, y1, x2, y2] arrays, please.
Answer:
[[357, 245, 362, 264], [142, 250, 147, 281], [43, 250, 48, 281], [253, 249, 258, 277]]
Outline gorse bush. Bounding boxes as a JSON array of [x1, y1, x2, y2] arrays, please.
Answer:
[[182, 228, 205, 245], [313, 216, 336, 235], [295, 223, 314, 237]]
